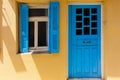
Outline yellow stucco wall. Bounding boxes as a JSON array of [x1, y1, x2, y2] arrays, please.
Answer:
[[104, 0, 120, 80], [1, 0, 120, 80]]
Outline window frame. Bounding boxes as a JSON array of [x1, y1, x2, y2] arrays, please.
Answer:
[[28, 5, 49, 52]]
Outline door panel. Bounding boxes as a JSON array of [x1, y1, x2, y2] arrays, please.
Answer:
[[68, 5, 101, 78]]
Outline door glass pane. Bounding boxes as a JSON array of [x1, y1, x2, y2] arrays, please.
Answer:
[[84, 18, 90, 25], [91, 8, 97, 14], [84, 8, 90, 16], [91, 15, 97, 20], [76, 8, 82, 14], [76, 15, 82, 21], [29, 9, 48, 17], [76, 29, 82, 35], [92, 22, 97, 27], [29, 22, 34, 47], [76, 22, 82, 28], [38, 22, 47, 46], [92, 29, 97, 35], [84, 27, 90, 35]]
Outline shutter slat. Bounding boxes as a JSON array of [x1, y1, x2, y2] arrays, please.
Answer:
[[20, 4, 29, 53], [49, 2, 59, 53]]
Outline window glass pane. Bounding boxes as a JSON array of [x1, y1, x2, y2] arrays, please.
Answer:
[[76, 22, 82, 28], [38, 22, 47, 46], [76, 16, 82, 21], [92, 29, 97, 35], [84, 8, 90, 16], [76, 29, 82, 35], [84, 18, 90, 25], [76, 8, 82, 14], [92, 22, 97, 27], [92, 15, 97, 20], [29, 22, 34, 47], [91, 8, 97, 14], [29, 9, 48, 17]]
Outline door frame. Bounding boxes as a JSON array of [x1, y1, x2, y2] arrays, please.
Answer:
[[68, 3, 103, 78]]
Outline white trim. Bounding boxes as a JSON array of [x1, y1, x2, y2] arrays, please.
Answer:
[[28, 4, 49, 9], [68, 3, 103, 79], [29, 17, 48, 22], [101, 4, 103, 79], [68, 2, 103, 5], [29, 20, 48, 52], [29, 47, 48, 52], [35, 21, 38, 48]]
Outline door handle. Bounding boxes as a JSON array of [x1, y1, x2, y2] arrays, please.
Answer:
[[83, 41, 91, 44]]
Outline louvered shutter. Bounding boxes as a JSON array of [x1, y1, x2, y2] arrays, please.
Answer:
[[49, 2, 59, 53], [20, 4, 29, 53]]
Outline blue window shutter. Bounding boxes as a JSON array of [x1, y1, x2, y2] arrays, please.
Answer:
[[20, 4, 29, 53], [49, 2, 59, 53]]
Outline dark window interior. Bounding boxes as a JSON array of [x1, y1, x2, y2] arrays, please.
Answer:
[[84, 18, 90, 25], [84, 8, 90, 16], [76, 16, 82, 21], [29, 9, 48, 17], [38, 22, 47, 46], [76, 29, 82, 35], [84, 27, 90, 35], [76, 8, 82, 14], [29, 22, 34, 47]]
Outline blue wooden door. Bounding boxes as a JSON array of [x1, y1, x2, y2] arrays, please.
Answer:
[[68, 5, 101, 78]]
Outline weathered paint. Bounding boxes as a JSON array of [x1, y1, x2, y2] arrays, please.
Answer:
[[0, 0, 120, 80]]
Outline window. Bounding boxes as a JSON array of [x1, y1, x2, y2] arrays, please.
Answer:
[[28, 6, 48, 52], [19, 2, 59, 53]]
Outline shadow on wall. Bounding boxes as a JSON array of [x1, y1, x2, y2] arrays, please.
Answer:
[[0, 0, 3, 63], [32, 54, 67, 80], [2, 0, 26, 72]]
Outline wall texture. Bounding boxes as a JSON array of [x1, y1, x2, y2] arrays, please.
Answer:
[[0, 0, 120, 80], [104, 0, 120, 80]]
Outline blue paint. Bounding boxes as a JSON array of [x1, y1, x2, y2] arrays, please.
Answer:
[[49, 2, 59, 53], [20, 4, 29, 53], [68, 5, 101, 78]]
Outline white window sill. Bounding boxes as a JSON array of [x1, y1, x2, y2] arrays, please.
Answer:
[[18, 52, 33, 55], [18, 51, 49, 55]]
